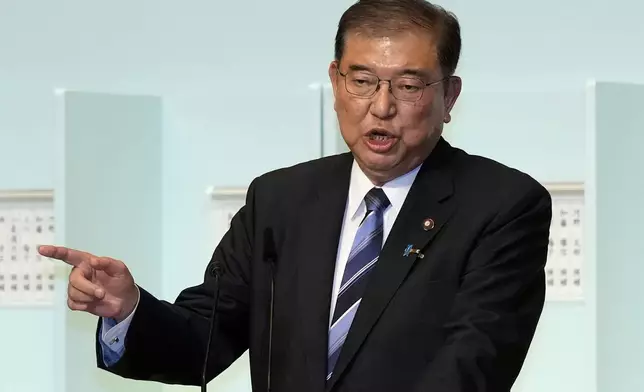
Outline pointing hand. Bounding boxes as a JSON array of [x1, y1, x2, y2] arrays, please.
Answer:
[[38, 245, 139, 322]]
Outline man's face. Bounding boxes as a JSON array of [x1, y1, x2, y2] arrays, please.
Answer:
[[329, 29, 461, 184]]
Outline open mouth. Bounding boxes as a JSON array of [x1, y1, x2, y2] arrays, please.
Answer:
[[364, 128, 397, 152], [367, 128, 395, 140]]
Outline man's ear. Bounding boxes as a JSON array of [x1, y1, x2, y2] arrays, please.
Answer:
[[328, 61, 340, 98], [443, 76, 462, 123]]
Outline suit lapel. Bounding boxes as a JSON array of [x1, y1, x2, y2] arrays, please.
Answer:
[[294, 153, 353, 392], [326, 138, 457, 391]]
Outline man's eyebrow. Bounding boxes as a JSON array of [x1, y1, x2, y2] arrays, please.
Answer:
[[346, 64, 432, 78], [397, 68, 432, 78], [347, 64, 374, 72]]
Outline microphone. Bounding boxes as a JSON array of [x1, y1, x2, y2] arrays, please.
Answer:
[[201, 261, 223, 392], [263, 228, 277, 392]]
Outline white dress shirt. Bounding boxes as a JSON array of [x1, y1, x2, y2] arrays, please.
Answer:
[[100, 159, 422, 364]]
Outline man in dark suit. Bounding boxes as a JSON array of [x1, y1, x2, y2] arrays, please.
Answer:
[[39, 0, 552, 391]]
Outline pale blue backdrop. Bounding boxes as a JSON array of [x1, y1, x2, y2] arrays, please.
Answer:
[[1, 0, 644, 391]]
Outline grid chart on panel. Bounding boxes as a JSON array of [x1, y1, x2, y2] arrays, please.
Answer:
[[545, 185, 584, 301], [0, 194, 56, 307]]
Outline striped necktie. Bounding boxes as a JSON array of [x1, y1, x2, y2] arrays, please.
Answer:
[[327, 187, 390, 381]]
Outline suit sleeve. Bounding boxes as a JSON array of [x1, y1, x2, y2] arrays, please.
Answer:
[[413, 183, 552, 392], [95, 179, 258, 385]]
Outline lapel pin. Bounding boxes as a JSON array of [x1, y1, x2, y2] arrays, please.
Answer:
[[423, 218, 435, 231], [403, 244, 425, 259]]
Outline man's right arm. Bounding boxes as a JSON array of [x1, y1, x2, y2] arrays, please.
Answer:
[[94, 177, 259, 385]]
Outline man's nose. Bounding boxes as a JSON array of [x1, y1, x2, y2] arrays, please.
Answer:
[[369, 82, 396, 119]]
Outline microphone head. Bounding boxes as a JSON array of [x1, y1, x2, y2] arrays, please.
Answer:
[[208, 261, 223, 277], [263, 228, 277, 265]]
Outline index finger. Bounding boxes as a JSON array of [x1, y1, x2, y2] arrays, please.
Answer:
[[38, 245, 93, 267]]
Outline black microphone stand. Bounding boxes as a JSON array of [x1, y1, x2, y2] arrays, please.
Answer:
[[264, 228, 277, 392], [267, 260, 275, 392], [201, 262, 223, 392]]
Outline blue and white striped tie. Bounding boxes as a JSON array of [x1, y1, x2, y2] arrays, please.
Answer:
[[327, 187, 390, 380]]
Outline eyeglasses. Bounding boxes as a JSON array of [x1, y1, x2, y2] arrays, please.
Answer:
[[337, 69, 448, 102]]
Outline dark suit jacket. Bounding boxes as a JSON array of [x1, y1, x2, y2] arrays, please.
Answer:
[[97, 137, 552, 392]]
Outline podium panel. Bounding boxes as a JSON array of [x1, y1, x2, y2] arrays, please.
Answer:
[[590, 81, 644, 392], [54, 91, 163, 392]]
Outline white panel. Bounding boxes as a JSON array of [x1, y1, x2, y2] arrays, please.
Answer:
[[0, 190, 55, 307], [544, 183, 584, 302], [207, 187, 247, 243]]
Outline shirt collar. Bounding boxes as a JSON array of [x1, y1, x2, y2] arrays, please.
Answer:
[[347, 159, 422, 221]]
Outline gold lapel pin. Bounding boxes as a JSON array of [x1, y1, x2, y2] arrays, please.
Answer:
[[423, 218, 435, 231]]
